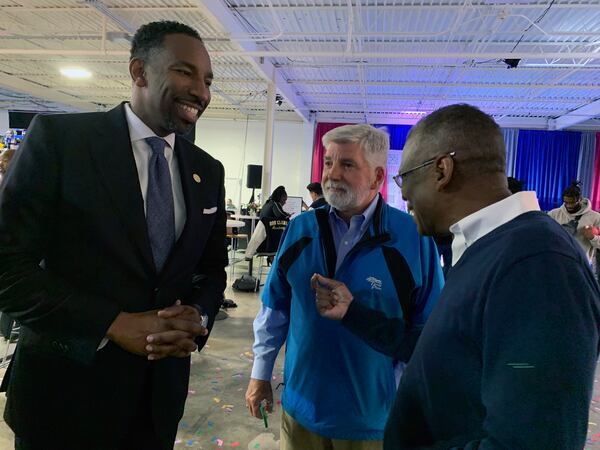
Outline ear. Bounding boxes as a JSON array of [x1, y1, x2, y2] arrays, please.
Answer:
[[434, 155, 454, 192], [129, 58, 147, 87], [373, 166, 385, 189]]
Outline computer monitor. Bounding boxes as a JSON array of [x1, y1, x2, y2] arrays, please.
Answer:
[[282, 196, 303, 218]]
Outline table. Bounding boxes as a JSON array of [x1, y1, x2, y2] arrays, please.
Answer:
[[232, 214, 261, 236], [227, 219, 245, 229]]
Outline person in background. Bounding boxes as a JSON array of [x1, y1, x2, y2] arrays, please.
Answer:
[[245, 124, 443, 450], [226, 198, 236, 212], [0, 21, 227, 450], [306, 181, 328, 209], [548, 181, 600, 272], [380, 103, 599, 449], [259, 185, 291, 220]]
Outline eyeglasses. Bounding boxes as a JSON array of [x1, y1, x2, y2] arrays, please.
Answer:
[[393, 151, 456, 188]]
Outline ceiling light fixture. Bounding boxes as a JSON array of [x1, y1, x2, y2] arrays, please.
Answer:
[[60, 67, 92, 79], [401, 111, 427, 115]]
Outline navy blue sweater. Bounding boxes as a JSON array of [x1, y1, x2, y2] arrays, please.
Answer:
[[385, 212, 600, 450]]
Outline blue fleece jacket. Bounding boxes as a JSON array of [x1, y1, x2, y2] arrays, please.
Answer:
[[262, 199, 444, 440]]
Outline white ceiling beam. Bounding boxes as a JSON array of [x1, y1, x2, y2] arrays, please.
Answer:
[[231, 32, 600, 40], [234, 3, 600, 11], [0, 6, 197, 12], [212, 50, 600, 60], [494, 116, 550, 130], [313, 103, 565, 114], [0, 72, 103, 111], [196, 0, 310, 123], [289, 80, 600, 90], [0, 49, 128, 56], [314, 112, 552, 130], [550, 99, 600, 130], [300, 92, 584, 104]]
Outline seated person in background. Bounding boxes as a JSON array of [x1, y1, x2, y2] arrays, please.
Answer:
[[259, 185, 291, 220], [304, 181, 328, 210], [245, 217, 290, 260], [548, 181, 600, 271], [226, 198, 236, 212]]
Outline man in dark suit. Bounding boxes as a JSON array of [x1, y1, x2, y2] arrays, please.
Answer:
[[0, 21, 227, 450]]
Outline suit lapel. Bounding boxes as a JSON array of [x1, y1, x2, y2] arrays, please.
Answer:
[[87, 104, 155, 276]]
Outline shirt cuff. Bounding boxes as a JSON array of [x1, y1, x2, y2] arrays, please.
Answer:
[[251, 355, 275, 381]]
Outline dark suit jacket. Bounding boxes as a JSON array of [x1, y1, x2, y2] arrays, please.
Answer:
[[0, 104, 228, 448], [309, 196, 328, 209]]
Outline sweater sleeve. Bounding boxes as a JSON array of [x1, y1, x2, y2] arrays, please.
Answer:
[[413, 252, 599, 450], [341, 300, 419, 361], [342, 235, 444, 362]]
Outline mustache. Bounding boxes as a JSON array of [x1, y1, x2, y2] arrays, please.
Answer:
[[324, 181, 349, 191]]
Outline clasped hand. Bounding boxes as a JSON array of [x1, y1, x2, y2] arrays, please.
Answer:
[[107, 300, 208, 360]]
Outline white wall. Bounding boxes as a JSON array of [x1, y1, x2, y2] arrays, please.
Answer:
[[195, 117, 315, 209]]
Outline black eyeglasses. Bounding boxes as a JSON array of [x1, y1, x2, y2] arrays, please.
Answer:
[[393, 151, 456, 188]]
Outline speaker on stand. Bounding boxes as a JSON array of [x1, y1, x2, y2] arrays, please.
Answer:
[[229, 165, 264, 293], [246, 164, 262, 204]]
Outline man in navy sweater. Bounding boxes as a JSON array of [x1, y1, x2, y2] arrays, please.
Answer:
[[362, 104, 598, 449]]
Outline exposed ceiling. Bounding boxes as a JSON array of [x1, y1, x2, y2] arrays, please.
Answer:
[[0, 0, 599, 129]]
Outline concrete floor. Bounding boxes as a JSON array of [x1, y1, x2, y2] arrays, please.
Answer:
[[0, 270, 598, 449]]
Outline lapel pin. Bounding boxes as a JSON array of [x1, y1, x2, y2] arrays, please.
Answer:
[[193, 173, 201, 183]]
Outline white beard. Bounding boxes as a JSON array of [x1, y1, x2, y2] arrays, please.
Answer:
[[324, 181, 370, 212]]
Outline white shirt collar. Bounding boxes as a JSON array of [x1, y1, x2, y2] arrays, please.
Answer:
[[449, 191, 540, 266], [124, 103, 176, 149]]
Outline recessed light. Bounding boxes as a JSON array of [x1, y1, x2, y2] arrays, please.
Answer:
[[401, 111, 427, 115], [60, 67, 92, 79]]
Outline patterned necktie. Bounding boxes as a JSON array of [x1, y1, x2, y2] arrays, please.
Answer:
[[145, 136, 175, 272]]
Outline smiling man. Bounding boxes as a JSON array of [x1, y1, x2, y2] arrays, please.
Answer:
[[385, 104, 600, 449], [245, 124, 443, 450], [0, 21, 227, 450]]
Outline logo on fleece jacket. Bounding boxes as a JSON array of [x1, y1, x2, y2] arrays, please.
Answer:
[[366, 276, 382, 290]]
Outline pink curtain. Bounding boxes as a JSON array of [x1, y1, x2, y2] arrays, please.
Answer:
[[590, 132, 600, 211], [311, 122, 388, 201], [311, 123, 349, 182]]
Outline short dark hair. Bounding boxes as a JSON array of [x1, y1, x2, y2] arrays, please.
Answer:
[[507, 177, 524, 194], [130, 21, 202, 61], [563, 181, 582, 199], [407, 104, 506, 178], [306, 182, 323, 196]]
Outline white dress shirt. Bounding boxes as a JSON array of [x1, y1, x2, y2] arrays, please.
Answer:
[[99, 105, 187, 350], [124, 103, 186, 239], [450, 191, 540, 266]]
